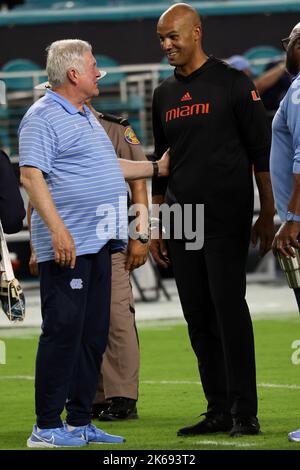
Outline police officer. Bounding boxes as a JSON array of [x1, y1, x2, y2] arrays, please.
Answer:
[[91, 109, 149, 421]]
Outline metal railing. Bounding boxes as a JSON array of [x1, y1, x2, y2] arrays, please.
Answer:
[[0, 63, 174, 156]]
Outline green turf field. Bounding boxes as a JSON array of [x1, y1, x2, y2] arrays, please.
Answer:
[[1, 317, 300, 450]]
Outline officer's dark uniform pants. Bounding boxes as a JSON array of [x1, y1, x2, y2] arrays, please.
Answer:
[[95, 251, 139, 402], [168, 235, 257, 418], [36, 245, 111, 429]]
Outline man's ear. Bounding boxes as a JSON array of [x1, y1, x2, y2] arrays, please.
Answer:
[[193, 25, 201, 42], [67, 68, 78, 85]]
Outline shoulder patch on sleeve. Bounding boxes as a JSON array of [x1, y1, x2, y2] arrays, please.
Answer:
[[251, 90, 261, 101], [124, 126, 140, 145]]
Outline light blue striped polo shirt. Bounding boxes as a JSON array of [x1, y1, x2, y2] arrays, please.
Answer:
[[270, 72, 300, 222], [19, 90, 128, 262]]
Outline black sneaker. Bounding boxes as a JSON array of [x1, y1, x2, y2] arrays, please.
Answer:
[[230, 416, 261, 437], [177, 412, 233, 436], [99, 397, 138, 421], [91, 401, 111, 419]]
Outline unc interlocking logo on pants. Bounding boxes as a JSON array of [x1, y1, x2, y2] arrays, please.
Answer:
[[70, 279, 83, 290]]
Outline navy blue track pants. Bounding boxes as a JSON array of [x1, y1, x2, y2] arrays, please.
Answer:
[[36, 245, 111, 429]]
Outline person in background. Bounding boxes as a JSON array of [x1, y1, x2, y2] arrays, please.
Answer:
[[269, 21, 300, 443], [0, 150, 25, 234], [1, 75, 25, 232], [227, 54, 291, 124]]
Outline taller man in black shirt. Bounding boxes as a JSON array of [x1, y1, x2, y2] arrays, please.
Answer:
[[151, 3, 275, 437]]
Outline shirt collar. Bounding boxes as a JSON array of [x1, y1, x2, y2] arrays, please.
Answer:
[[46, 89, 91, 116], [292, 70, 300, 81]]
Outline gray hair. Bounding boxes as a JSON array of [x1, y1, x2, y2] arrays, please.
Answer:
[[46, 39, 92, 88]]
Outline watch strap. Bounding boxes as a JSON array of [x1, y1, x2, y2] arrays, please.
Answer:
[[287, 211, 300, 222], [152, 161, 159, 178]]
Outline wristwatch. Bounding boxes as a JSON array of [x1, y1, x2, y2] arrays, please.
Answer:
[[286, 211, 300, 222], [136, 232, 150, 244]]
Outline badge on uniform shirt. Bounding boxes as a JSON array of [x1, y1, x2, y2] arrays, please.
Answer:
[[124, 126, 140, 145]]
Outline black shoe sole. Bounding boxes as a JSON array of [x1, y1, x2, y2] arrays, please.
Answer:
[[178, 430, 227, 437], [230, 429, 262, 437], [177, 428, 231, 437]]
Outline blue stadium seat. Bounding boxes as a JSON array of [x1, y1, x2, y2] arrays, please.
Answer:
[[1, 59, 45, 90], [93, 54, 145, 142], [0, 59, 45, 156], [159, 56, 174, 81], [95, 54, 125, 87]]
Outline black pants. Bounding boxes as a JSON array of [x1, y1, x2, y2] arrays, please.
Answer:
[[168, 235, 257, 418], [293, 288, 300, 312], [36, 245, 111, 429]]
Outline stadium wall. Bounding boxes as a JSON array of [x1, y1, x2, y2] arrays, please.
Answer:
[[0, 11, 298, 66]]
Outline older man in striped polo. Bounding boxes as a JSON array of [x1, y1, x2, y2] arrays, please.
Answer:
[[18, 39, 129, 448]]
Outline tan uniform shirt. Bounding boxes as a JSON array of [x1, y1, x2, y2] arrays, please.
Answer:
[[97, 112, 146, 162]]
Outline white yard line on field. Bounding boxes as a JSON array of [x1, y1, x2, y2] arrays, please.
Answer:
[[1, 377, 300, 391], [0, 375, 34, 380], [193, 440, 260, 447], [142, 380, 300, 389]]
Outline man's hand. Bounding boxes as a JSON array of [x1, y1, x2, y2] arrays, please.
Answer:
[[272, 221, 300, 257], [29, 250, 39, 276], [51, 224, 76, 269], [150, 237, 170, 268], [157, 148, 170, 177], [125, 239, 148, 271], [251, 214, 275, 257]]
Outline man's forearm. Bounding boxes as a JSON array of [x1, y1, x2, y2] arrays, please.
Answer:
[[129, 179, 149, 233], [118, 152, 169, 180], [255, 171, 275, 216], [21, 167, 65, 233], [119, 158, 154, 180], [253, 63, 285, 95]]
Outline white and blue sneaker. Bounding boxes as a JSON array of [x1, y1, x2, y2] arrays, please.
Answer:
[[27, 425, 87, 448], [65, 422, 125, 444], [288, 429, 300, 442]]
